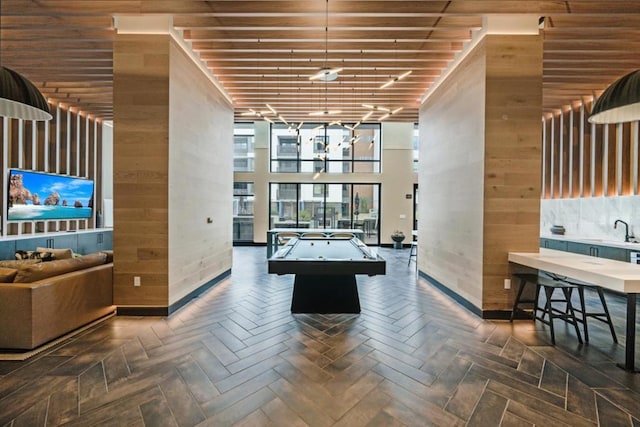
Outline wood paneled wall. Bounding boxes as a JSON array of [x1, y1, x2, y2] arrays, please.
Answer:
[[1, 105, 103, 236], [113, 34, 170, 307], [542, 102, 640, 199], [482, 35, 543, 312]]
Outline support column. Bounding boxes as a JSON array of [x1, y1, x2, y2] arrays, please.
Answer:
[[113, 28, 171, 310], [419, 16, 542, 316]]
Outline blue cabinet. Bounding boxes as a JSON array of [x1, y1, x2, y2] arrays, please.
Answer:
[[598, 245, 629, 262], [566, 242, 594, 256], [77, 230, 113, 254], [542, 238, 631, 263], [1, 230, 113, 260], [15, 237, 50, 251], [541, 238, 567, 251], [52, 234, 79, 252], [0, 241, 16, 260]]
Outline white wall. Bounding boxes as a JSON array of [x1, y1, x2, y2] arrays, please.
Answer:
[[168, 41, 234, 304], [381, 122, 415, 240], [247, 121, 270, 243], [419, 46, 486, 307]]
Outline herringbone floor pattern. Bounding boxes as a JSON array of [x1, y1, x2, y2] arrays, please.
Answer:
[[1, 247, 640, 426]]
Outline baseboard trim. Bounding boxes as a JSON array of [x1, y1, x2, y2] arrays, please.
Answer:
[[418, 271, 483, 317], [380, 243, 410, 249], [482, 310, 516, 320], [117, 306, 169, 316], [117, 269, 232, 317], [418, 271, 520, 320]]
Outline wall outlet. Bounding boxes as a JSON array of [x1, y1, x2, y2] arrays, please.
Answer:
[[504, 279, 511, 290], [134, 276, 141, 287]]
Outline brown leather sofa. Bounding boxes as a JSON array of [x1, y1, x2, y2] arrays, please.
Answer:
[[0, 252, 114, 350]]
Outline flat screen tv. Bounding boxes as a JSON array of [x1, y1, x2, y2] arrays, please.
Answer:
[[7, 169, 94, 221]]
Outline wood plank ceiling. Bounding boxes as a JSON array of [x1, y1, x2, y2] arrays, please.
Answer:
[[1, 1, 640, 123]]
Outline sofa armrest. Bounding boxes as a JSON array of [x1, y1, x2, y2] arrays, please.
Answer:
[[0, 283, 34, 349], [0, 263, 114, 350]]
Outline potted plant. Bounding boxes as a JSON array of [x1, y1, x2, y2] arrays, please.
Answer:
[[391, 230, 405, 249]]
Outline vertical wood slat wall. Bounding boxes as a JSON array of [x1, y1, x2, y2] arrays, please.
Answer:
[[0, 103, 103, 236], [542, 101, 640, 199]]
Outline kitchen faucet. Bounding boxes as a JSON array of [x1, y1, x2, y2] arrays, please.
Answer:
[[614, 219, 634, 242]]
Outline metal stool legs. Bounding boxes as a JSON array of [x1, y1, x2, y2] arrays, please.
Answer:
[[510, 274, 540, 322], [408, 241, 417, 267], [511, 274, 583, 345], [537, 283, 583, 345], [571, 284, 618, 343]]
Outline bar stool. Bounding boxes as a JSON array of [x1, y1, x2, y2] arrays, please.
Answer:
[[536, 276, 584, 345], [408, 241, 417, 266], [330, 232, 356, 239], [510, 274, 540, 321], [276, 232, 299, 246], [511, 274, 583, 345], [547, 274, 618, 343], [300, 232, 326, 238]]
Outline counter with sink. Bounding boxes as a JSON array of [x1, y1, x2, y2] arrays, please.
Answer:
[[540, 234, 640, 262]]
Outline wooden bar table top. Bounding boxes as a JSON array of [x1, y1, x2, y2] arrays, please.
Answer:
[[508, 248, 640, 293]]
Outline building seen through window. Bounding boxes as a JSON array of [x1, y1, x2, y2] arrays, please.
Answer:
[[270, 123, 381, 173], [269, 183, 380, 245], [233, 122, 255, 172]]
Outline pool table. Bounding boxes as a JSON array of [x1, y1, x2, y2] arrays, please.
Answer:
[[268, 236, 386, 313]]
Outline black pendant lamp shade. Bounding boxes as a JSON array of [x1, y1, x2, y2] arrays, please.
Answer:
[[589, 70, 640, 124], [0, 66, 52, 121]]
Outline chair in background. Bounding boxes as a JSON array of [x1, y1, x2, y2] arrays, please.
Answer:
[[408, 231, 417, 267], [300, 232, 326, 238], [511, 273, 583, 345], [408, 241, 417, 266], [510, 274, 540, 322], [276, 232, 300, 246], [547, 275, 618, 343], [330, 232, 355, 239]]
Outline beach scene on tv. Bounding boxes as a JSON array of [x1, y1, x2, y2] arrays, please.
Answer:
[[8, 170, 94, 221]]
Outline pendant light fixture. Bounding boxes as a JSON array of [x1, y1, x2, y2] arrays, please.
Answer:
[[379, 40, 412, 90], [309, 0, 342, 82], [589, 69, 640, 124], [309, 0, 342, 118], [380, 70, 412, 90], [0, 66, 52, 121]]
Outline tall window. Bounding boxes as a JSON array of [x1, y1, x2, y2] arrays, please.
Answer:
[[233, 123, 255, 172], [271, 123, 381, 173], [233, 182, 254, 242], [269, 183, 381, 245]]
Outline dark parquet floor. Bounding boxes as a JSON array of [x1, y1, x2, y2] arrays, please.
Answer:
[[1, 247, 640, 426]]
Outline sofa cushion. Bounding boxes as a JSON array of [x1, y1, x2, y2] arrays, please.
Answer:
[[0, 267, 18, 283], [36, 247, 74, 260], [13, 252, 107, 283], [0, 259, 41, 269], [15, 250, 54, 261]]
